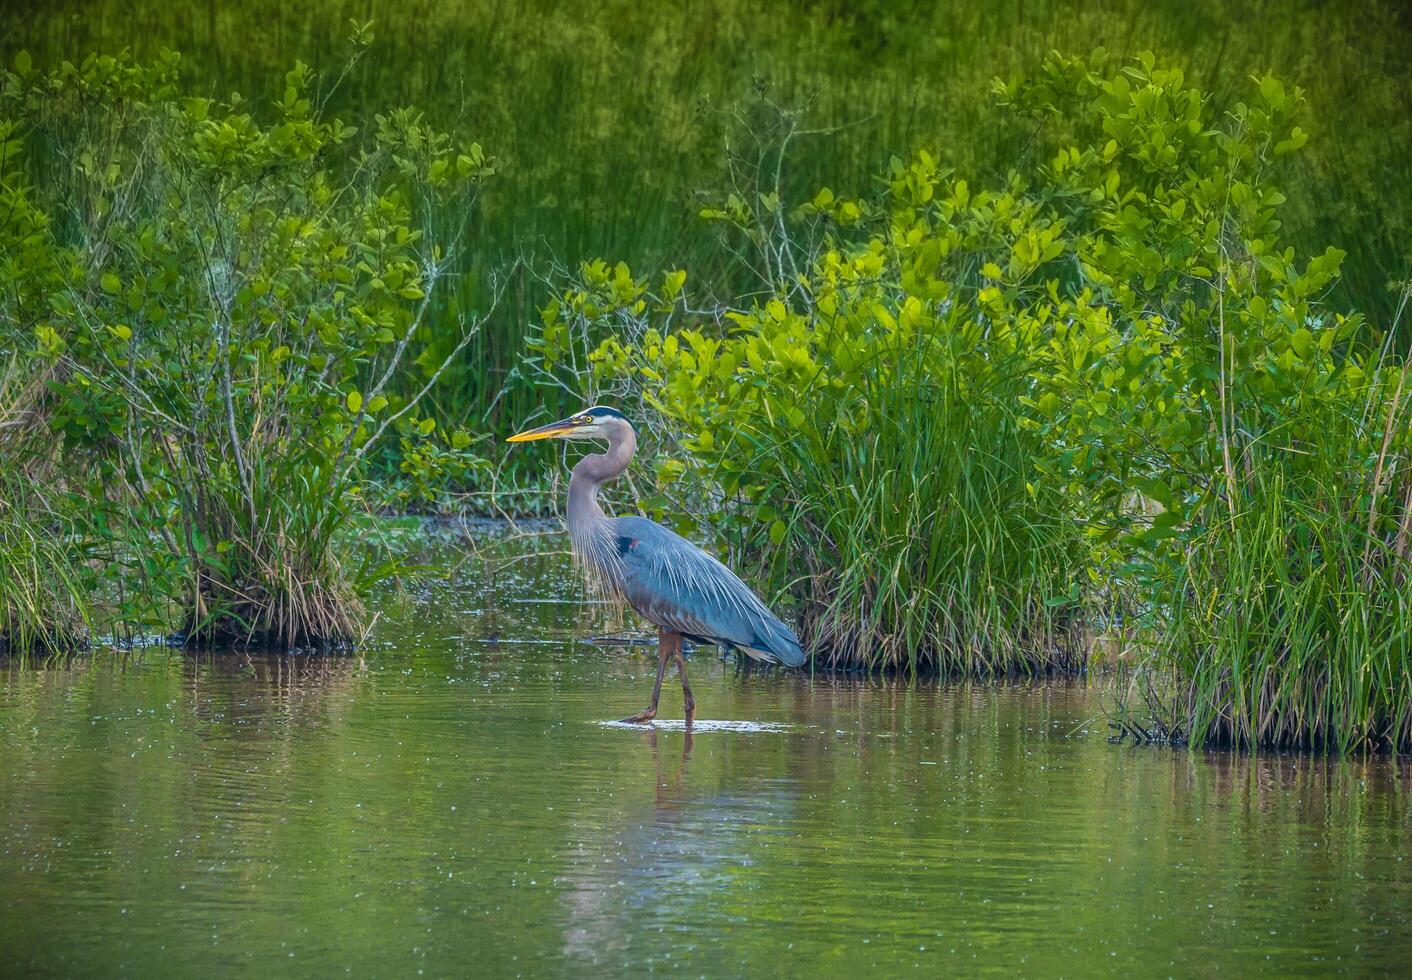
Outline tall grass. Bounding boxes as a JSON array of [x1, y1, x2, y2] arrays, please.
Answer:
[[0, 490, 90, 658], [1116, 364, 1412, 752], [742, 339, 1086, 673], [4, 0, 1408, 460], [0, 364, 89, 658]]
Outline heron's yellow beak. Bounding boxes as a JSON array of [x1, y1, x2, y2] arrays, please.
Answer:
[[506, 417, 577, 443]]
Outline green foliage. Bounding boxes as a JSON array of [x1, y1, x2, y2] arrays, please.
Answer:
[[0, 46, 498, 645], [996, 55, 1412, 749], [1, 4, 1409, 751], [1154, 380, 1412, 751], [0, 475, 91, 658], [0, 510, 85, 658], [543, 52, 1412, 747], [581, 261, 1086, 672], [0, 360, 90, 657], [5, 0, 1410, 479]]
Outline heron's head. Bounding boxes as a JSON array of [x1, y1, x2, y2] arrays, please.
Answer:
[[506, 405, 635, 444]]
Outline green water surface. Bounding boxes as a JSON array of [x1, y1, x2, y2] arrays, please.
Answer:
[[2, 526, 1409, 976]]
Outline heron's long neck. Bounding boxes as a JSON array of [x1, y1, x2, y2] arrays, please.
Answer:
[[567, 423, 635, 580]]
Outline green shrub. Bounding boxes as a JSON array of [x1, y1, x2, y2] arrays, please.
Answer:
[[1002, 56, 1412, 749], [7, 0, 1409, 458], [577, 265, 1086, 672], [541, 122, 1097, 672], [0, 44, 499, 646], [539, 52, 1412, 751]]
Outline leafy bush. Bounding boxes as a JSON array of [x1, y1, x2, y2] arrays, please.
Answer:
[[539, 52, 1412, 748], [1000, 55, 1412, 749], [8, 0, 1409, 463], [0, 43, 499, 646], [541, 121, 1096, 672], [577, 263, 1087, 672]]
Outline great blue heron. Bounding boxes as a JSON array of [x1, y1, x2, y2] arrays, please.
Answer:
[[507, 406, 806, 723]]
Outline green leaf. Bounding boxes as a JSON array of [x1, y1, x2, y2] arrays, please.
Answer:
[[346, 390, 363, 414], [662, 269, 687, 300]]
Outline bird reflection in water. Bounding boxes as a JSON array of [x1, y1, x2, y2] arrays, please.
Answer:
[[556, 725, 794, 968]]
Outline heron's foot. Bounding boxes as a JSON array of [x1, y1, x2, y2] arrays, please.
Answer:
[[619, 707, 657, 724]]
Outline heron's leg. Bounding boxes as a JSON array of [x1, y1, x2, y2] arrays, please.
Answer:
[[619, 629, 673, 723], [673, 634, 695, 724]]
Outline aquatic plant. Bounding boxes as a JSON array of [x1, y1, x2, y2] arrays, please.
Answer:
[[0, 42, 499, 646], [539, 51, 1412, 753], [0, 363, 89, 657], [1002, 55, 1412, 749], [540, 112, 1094, 672], [1108, 311, 1412, 751], [745, 340, 1087, 673], [0, 490, 89, 659]]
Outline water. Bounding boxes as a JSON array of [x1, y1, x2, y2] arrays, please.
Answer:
[[2, 524, 1410, 976]]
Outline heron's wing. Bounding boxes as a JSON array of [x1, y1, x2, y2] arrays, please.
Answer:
[[609, 516, 805, 666]]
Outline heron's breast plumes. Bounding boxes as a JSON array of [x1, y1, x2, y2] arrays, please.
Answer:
[[568, 514, 626, 601]]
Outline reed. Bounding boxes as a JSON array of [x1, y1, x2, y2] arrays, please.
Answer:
[[739, 337, 1086, 673], [0, 366, 89, 658], [1119, 363, 1412, 752], [0, 492, 89, 659]]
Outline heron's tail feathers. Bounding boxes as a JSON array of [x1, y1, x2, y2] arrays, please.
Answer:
[[746, 616, 807, 668]]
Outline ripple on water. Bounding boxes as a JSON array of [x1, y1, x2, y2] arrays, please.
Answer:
[[596, 719, 797, 733]]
